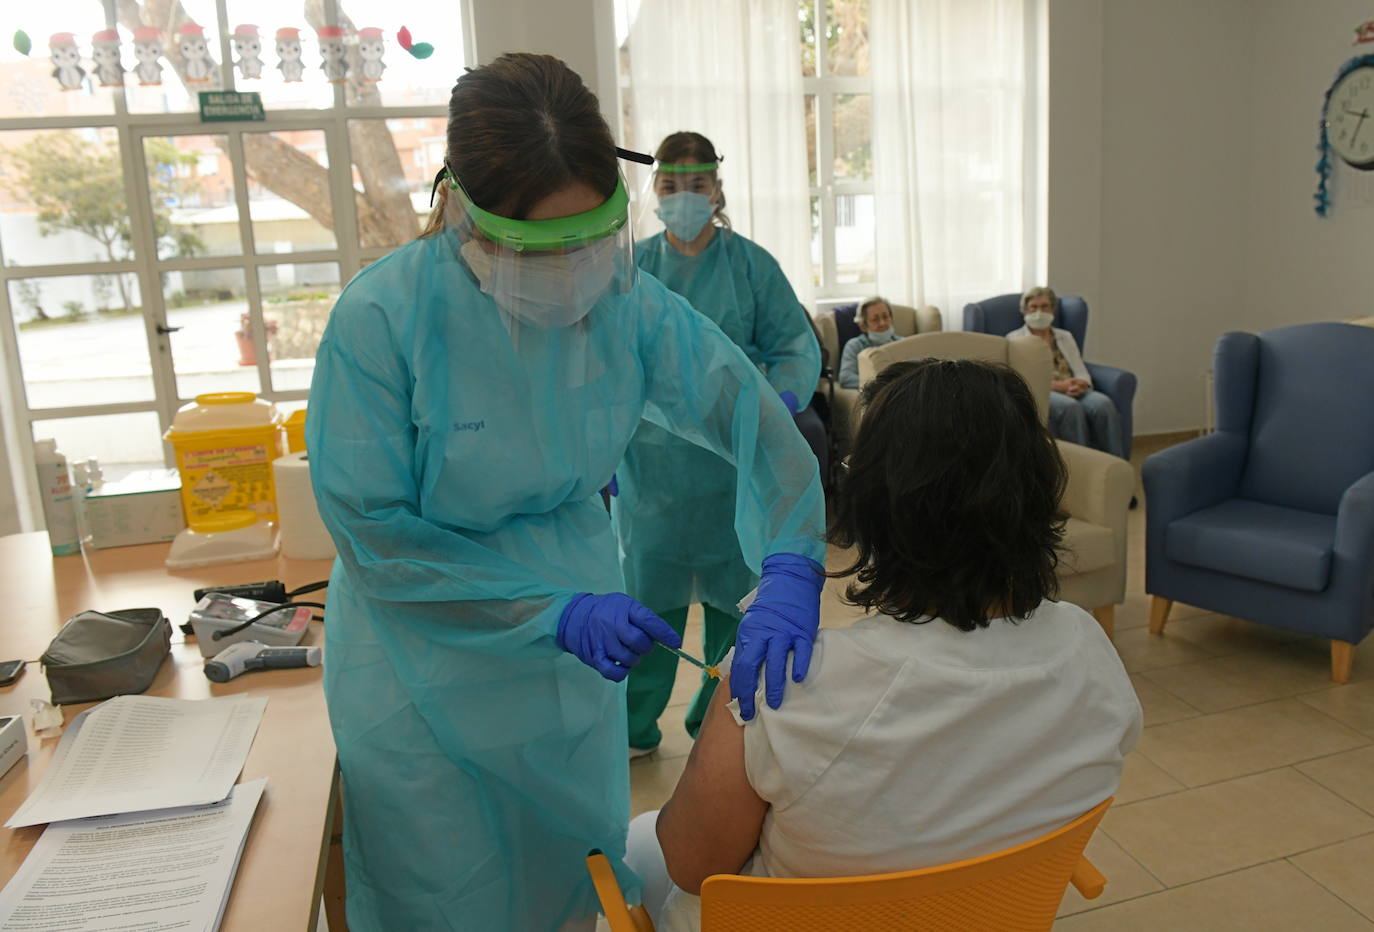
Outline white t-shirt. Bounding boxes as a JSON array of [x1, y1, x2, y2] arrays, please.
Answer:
[[657, 600, 1141, 931]]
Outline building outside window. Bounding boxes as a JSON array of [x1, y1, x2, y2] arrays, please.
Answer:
[[0, 0, 464, 523]]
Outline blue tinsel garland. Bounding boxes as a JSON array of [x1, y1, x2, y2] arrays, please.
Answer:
[[1315, 53, 1374, 217]]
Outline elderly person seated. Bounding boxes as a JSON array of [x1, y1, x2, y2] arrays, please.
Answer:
[[1010, 286, 1125, 458], [624, 358, 1142, 932], [837, 296, 899, 389]]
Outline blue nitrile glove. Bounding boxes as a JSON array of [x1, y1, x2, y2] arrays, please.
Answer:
[[603, 474, 619, 497], [779, 390, 801, 416], [731, 553, 825, 720], [557, 593, 682, 682]]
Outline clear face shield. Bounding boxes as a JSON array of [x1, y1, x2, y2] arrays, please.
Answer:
[[434, 165, 638, 331], [635, 159, 722, 243]]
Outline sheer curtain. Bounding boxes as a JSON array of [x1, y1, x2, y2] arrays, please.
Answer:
[[620, 0, 814, 307], [871, 0, 1034, 319]]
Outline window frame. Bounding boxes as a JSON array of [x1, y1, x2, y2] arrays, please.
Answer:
[[0, 0, 455, 528], [802, 0, 874, 300]]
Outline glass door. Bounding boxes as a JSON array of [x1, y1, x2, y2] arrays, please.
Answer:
[[130, 123, 350, 421], [0, 0, 459, 528]]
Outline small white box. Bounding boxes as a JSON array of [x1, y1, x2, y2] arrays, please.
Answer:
[[81, 469, 185, 549], [0, 713, 26, 781]]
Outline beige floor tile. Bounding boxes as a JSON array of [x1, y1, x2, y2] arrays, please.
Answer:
[[1056, 830, 1163, 917], [667, 659, 710, 707], [1298, 746, 1374, 816], [1112, 626, 1217, 674], [630, 753, 687, 817], [1116, 751, 1185, 805], [1114, 592, 1210, 632], [1100, 768, 1374, 886], [820, 583, 869, 630], [1135, 699, 1369, 787], [1284, 627, 1374, 671], [1054, 860, 1374, 931], [1300, 681, 1374, 737], [1131, 674, 1200, 727], [1139, 644, 1342, 713], [649, 719, 697, 762], [1291, 832, 1374, 922], [823, 541, 852, 573], [1113, 595, 1153, 632], [1164, 612, 1307, 656]]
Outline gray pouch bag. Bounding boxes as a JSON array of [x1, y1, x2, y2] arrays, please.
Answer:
[[41, 608, 172, 705]]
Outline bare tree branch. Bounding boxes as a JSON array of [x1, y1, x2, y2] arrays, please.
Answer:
[[306, 0, 420, 245], [111, 0, 418, 248]]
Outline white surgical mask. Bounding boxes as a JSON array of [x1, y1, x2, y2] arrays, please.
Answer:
[[460, 237, 619, 329], [1024, 311, 1054, 330], [867, 327, 898, 344]]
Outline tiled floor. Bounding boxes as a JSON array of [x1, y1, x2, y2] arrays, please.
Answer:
[[627, 436, 1374, 929]]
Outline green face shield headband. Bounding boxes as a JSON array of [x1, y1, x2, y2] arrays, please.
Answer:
[[434, 166, 631, 252], [655, 161, 719, 174]]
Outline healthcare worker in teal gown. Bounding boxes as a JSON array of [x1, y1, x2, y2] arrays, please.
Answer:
[[613, 132, 822, 755], [306, 56, 826, 932]]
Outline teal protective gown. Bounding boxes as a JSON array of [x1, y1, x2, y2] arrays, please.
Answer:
[[306, 231, 825, 932], [612, 230, 822, 616]]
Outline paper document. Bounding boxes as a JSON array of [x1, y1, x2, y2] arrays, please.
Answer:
[[0, 778, 266, 931], [6, 696, 267, 828]]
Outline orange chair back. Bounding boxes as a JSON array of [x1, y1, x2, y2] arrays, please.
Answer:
[[697, 797, 1113, 932]]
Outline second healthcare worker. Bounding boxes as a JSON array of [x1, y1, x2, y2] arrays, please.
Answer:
[[614, 132, 822, 756], [307, 56, 826, 932]]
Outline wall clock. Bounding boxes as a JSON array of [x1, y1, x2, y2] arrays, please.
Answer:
[[1326, 65, 1374, 169], [1315, 55, 1374, 215]]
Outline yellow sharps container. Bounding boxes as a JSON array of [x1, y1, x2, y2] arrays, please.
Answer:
[[164, 392, 284, 529], [283, 408, 308, 453]]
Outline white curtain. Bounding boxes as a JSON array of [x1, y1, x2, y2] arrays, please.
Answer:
[[871, 0, 1032, 320], [621, 0, 814, 307]]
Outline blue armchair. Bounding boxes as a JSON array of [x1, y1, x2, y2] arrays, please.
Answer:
[[963, 294, 1137, 459], [1143, 323, 1374, 682]]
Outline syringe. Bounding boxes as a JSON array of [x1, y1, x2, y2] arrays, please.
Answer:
[[659, 643, 721, 680]]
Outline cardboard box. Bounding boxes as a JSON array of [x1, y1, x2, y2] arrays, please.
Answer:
[[0, 713, 25, 781], [81, 469, 186, 549]]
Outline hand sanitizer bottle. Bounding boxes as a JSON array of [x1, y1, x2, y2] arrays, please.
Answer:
[[34, 439, 80, 556]]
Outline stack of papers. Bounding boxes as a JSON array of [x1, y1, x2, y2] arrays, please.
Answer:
[[0, 696, 268, 931], [0, 781, 265, 931]]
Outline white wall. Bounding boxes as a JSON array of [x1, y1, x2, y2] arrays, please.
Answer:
[[1246, 0, 1374, 329], [465, 0, 620, 135], [1050, 0, 1374, 435], [1049, 0, 1253, 435]]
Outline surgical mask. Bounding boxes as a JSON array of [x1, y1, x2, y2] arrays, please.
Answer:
[[460, 236, 619, 329], [656, 192, 715, 241], [1024, 311, 1054, 330], [867, 327, 898, 344]]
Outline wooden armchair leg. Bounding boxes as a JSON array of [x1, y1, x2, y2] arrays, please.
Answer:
[[1090, 606, 1115, 640], [1070, 855, 1107, 900], [1148, 596, 1173, 636], [1331, 641, 1355, 685]]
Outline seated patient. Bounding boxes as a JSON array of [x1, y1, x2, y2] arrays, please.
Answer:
[[1009, 286, 1125, 458], [837, 296, 899, 388], [626, 358, 1142, 931]]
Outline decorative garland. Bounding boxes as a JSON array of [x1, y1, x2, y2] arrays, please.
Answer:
[[15, 22, 432, 93], [1314, 53, 1374, 216]]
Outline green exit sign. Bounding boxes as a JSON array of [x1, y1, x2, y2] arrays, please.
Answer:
[[198, 91, 265, 123]]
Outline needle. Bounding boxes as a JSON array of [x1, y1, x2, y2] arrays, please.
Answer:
[[659, 643, 721, 679]]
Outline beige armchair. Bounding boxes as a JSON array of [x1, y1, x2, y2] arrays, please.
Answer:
[[857, 331, 1133, 636], [814, 303, 942, 456]]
